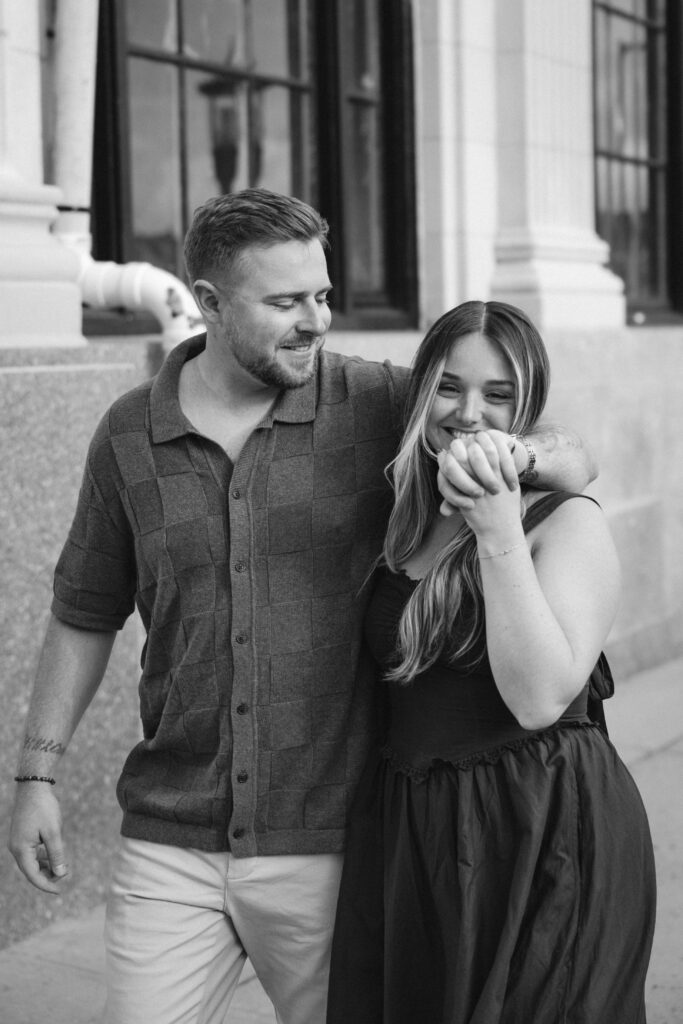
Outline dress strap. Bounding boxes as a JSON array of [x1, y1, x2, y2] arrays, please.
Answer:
[[522, 491, 599, 535]]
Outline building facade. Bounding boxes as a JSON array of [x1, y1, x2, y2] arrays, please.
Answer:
[[1, 0, 682, 944]]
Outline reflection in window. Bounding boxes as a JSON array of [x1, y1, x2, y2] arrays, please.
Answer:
[[97, 0, 416, 324], [342, 0, 385, 299], [256, 86, 292, 194], [124, 0, 315, 279], [128, 59, 182, 272], [252, 0, 304, 76], [593, 1, 668, 311], [349, 104, 384, 294], [182, 0, 246, 66], [187, 73, 249, 213], [126, 0, 176, 51]]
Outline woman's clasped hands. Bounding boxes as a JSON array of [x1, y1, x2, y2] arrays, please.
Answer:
[[436, 429, 524, 535]]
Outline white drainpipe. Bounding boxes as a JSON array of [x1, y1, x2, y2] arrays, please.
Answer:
[[51, 0, 203, 347], [78, 257, 204, 347]]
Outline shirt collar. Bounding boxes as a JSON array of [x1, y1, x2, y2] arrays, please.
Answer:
[[149, 333, 318, 443]]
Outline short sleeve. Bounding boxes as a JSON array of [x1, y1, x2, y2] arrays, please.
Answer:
[[51, 437, 136, 632], [382, 360, 411, 424]]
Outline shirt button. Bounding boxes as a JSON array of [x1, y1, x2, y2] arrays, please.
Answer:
[[233, 827, 245, 839], [236, 771, 249, 783], [236, 703, 249, 715], [232, 488, 241, 499], [235, 634, 248, 644], [234, 562, 247, 573]]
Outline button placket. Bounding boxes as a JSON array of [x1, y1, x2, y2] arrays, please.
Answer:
[[226, 430, 269, 859]]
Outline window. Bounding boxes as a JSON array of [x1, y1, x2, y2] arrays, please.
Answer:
[[593, 0, 681, 320], [91, 0, 417, 329]]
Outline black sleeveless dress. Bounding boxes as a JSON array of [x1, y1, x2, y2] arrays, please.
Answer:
[[327, 494, 656, 1024]]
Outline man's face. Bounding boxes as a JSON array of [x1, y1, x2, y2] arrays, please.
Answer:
[[211, 239, 332, 389]]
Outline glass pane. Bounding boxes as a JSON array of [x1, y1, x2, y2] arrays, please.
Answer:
[[595, 13, 648, 160], [182, 0, 247, 67], [595, 155, 613, 248], [350, 0, 381, 95], [649, 27, 667, 161], [644, 166, 668, 301], [128, 59, 182, 274], [126, 0, 177, 53], [599, 0, 647, 17], [186, 71, 250, 208], [593, 0, 669, 311], [252, 0, 304, 77], [597, 158, 667, 307], [348, 104, 385, 294], [593, 9, 612, 152], [342, 0, 384, 296], [250, 85, 312, 196], [607, 159, 634, 288], [290, 0, 312, 79]]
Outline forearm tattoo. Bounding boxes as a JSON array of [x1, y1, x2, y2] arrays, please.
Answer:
[[533, 424, 583, 453], [23, 734, 66, 756]]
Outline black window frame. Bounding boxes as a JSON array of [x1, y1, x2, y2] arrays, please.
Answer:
[[90, 0, 417, 332], [592, 0, 683, 322]]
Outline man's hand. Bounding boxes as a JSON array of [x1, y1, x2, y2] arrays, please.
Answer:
[[8, 784, 68, 895], [437, 431, 519, 515]]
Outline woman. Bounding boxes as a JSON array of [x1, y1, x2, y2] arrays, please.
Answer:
[[327, 301, 656, 1024]]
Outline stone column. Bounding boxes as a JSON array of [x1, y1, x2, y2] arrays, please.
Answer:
[[491, 0, 625, 329], [414, 0, 498, 326], [0, 0, 83, 347], [52, 0, 99, 256]]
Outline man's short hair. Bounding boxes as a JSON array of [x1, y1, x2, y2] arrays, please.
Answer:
[[184, 188, 330, 285]]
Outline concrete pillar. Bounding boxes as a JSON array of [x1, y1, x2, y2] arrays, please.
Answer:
[[491, 0, 625, 329], [0, 0, 84, 347], [52, 0, 99, 256], [414, 0, 498, 327], [413, 0, 460, 325]]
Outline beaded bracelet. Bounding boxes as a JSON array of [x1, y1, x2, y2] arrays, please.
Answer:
[[14, 775, 56, 785]]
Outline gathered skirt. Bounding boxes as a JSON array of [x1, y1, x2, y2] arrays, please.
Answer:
[[327, 723, 656, 1024]]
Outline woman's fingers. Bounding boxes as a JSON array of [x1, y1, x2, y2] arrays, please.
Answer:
[[437, 448, 485, 500], [464, 433, 502, 493], [436, 430, 520, 515], [487, 430, 521, 492]]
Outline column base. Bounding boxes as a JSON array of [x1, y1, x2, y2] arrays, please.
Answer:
[[0, 281, 85, 348], [491, 228, 626, 330], [0, 181, 86, 348]]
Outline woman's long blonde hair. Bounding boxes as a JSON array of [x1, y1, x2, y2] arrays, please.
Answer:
[[383, 300, 550, 684]]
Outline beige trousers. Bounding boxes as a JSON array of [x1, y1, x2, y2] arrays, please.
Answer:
[[103, 837, 343, 1024]]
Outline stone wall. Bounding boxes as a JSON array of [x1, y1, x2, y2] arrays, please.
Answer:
[[0, 340, 159, 948]]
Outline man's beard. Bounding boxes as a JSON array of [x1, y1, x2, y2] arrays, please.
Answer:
[[233, 334, 323, 389]]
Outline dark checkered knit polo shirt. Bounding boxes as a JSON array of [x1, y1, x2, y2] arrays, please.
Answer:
[[52, 334, 410, 855]]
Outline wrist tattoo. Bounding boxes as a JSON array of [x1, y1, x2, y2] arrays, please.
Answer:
[[23, 734, 66, 756]]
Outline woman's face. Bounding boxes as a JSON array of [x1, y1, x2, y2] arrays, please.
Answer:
[[425, 332, 517, 451]]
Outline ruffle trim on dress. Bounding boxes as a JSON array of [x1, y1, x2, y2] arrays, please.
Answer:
[[380, 720, 600, 783]]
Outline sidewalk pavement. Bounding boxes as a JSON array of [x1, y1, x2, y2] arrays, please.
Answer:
[[1, 659, 681, 1024]]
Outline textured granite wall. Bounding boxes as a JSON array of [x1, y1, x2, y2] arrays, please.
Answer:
[[541, 325, 683, 679], [0, 341, 160, 949]]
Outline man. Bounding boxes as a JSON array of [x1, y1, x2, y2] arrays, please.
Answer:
[[9, 189, 596, 1024]]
